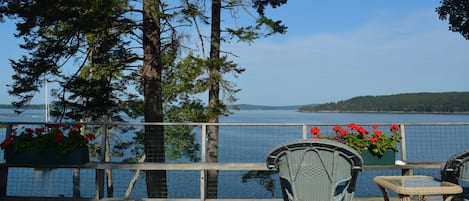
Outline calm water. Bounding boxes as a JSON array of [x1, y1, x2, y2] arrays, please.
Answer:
[[1, 109, 469, 198], [222, 109, 469, 123]]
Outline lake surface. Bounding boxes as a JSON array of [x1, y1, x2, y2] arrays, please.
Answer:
[[3, 108, 469, 123], [1, 109, 469, 198], [222, 109, 469, 123]]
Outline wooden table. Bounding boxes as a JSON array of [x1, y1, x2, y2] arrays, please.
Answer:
[[373, 175, 463, 201]]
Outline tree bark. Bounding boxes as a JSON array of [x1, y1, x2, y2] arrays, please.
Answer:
[[207, 0, 221, 198], [142, 0, 167, 198], [125, 154, 146, 198]]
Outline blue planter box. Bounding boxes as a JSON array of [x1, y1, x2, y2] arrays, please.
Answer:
[[4, 147, 89, 165], [361, 149, 396, 166]]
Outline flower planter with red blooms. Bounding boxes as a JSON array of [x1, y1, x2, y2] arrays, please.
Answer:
[[1, 123, 96, 165], [309, 123, 401, 165], [360, 149, 396, 166], [4, 147, 90, 165]]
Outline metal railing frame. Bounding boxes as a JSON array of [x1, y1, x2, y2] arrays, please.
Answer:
[[1, 121, 469, 200]]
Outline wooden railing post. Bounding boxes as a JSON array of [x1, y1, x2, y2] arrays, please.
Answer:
[[399, 124, 412, 176], [302, 124, 307, 139], [95, 122, 107, 199], [73, 168, 80, 198], [200, 124, 207, 201]]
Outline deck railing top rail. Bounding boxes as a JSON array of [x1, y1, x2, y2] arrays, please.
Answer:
[[2, 121, 469, 126]]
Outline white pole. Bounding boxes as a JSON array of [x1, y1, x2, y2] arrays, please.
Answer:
[[44, 75, 50, 122]]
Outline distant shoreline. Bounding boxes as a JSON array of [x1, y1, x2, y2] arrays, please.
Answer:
[[303, 110, 469, 115], [0, 104, 469, 114], [2, 103, 469, 115], [299, 92, 469, 113]]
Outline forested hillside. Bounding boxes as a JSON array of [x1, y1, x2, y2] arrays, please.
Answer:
[[0, 104, 44, 109], [235, 104, 305, 110], [299, 92, 469, 113]]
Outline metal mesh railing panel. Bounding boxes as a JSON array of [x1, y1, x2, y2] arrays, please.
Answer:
[[404, 124, 469, 162], [218, 125, 302, 162], [6, 168, 87, 197]]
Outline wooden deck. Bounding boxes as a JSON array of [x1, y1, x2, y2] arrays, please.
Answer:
[[0, 196, 445, 201]]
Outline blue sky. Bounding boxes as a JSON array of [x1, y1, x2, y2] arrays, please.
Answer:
[[1, 1, 469, 106]]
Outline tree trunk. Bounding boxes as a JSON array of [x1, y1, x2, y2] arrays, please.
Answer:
[[142, 0, 167, 198], [207, 0, 221, 198]]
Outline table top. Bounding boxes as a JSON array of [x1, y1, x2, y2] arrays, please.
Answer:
[[374, 175, 463, 195]]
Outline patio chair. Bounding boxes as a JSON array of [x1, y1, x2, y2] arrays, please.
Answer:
[[266, 139, 363, 201], [441, 149, 469, 201]]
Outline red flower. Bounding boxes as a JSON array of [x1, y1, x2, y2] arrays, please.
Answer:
[[374, 130, 382, 137], [1, 139, 12, 148], [1, 124, 96, 154], [49, 124, 60, 129], [333, 125, 342, 133], [55, 135, 62, 142], [356, 126, 369, 135], [25, 128, 34, 134], [35, 127, 45, 134], [69, 129, 79, 135], [310, 127, 320, 135], [86, 133, 96, 141], [312, 123, 400, 157], [348, 123, 357, 130], [74, 123, 83, 129], [55, 130, 63, 136], [390, 124, 399, 132], [339, 129, 349, 136], [370, 136, 379, 144]]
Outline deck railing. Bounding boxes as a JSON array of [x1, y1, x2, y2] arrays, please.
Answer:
[[1, 122, 469, 200]]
